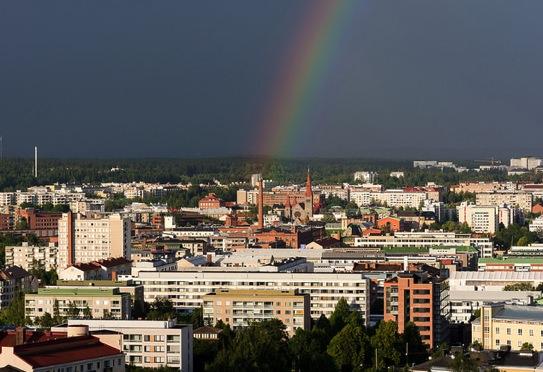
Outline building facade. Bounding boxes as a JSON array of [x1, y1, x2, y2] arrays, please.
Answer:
[[57, 212, 131, 269], [202, 289, 310, 336]]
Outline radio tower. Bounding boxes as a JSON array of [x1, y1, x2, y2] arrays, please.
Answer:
[[34, 146, 38, 178]]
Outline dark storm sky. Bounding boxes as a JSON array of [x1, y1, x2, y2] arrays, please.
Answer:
[[1, 1, 542, 159]]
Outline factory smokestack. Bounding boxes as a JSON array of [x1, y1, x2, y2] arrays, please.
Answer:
[[258, 178, 264, 229]]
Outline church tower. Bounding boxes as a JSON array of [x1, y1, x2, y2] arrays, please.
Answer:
[[304, 168, 313, 217]]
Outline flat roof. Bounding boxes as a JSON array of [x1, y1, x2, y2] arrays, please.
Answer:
[[29, 288, 120, 296], [204, 289, 301, 297], [495, 305, 543, 322], [479, 257, 543, 264]]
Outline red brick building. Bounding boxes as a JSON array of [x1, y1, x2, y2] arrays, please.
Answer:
[[16, 209, 62, 231], [384, 267, 448, 349], [376, 217, 402, 232], [198, 193, 224, 209]]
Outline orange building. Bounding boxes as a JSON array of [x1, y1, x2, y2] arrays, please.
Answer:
[[198, 193, 224, 209], [376, 217, 402, 232], [384, 268, 448, 349], [532, 203, 543, 215], [16, 209, 62, 231]]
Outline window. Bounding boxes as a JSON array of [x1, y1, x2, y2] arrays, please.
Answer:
[[518, 329, 523, 336], [495, 328, 500, 334], [495, 339, 500, 346], [530, 329, 534, 337], [507, 328, 511, 335]]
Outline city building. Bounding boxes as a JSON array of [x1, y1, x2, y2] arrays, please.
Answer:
[[530, 216, 543, 236], [16, 208, 62, 232], [198, 193, 224, 209], [472, 303, 543, 351], [478, 257, 543, 272], [353, 231, 494, 258], [457, 203, 499, 234], [384, 267, 449, 348], [202, 289, 310, 336], [133, 271, 370, 324], [510, 156, 543, 170], [4, 242, 58, 271], [25, 287, 132, 322], [476, 192, 533, 212], [54, 319, 193, 372], [449, 272, 543, 292], [0, 332, 124, 372], [353, 171, 378, 183], [0, 266, 38, 309], [58, 257, 132, 281], [57, 212, 131, 269]]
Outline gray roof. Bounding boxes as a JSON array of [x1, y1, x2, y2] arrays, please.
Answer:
[[495, 305, 543, 322]]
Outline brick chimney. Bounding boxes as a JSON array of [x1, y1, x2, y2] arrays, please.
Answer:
[[258, 178, 264, 229], [15, 326, 25, 346]]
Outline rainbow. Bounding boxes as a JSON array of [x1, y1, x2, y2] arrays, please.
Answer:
[[254, 0, 357, 157]]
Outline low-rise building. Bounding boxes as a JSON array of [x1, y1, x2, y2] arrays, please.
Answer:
[[0, 333, 124, 372], [0, 266, 38, 309], [202, 289, 310, 336], [25, 287, 132, 322], [54, 319, 193, 372], [473, 303, 543, 351]]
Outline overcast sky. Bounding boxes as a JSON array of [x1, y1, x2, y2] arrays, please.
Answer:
[[1, 1, 542, 159]]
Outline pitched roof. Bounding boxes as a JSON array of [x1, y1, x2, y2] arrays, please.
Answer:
[[13, 336, 121, 368], [0, 266, 32, 281]]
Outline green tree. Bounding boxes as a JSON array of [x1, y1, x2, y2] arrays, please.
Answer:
[[329, 298, 352, 335], [401, 322, 428, 365], [36, 312, 55, 328], [451, 351, 478, 372], [82, 306, 93, 319], [206, 319, 291, 372], [290, 328, 337, 372], [327, 321, 370, 371], [371, 321, 402, 368], [521, 342, 534, 352], [146, 297, 177, 320], [503, 282, 535, 291], [0, 293, 26, 326], [65, 301, 80, 319]]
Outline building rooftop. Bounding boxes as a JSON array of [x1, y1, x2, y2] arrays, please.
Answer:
[[451, 271, 543, 281], [12, 336, 122, 368], [479, 257, 543, 264], [494, 305, 543, 322], [55, 280, 137, 287], [204, 289, 300, 297], [29, 288, 119, 297]]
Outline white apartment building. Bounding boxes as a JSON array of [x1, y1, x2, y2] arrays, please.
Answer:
[[4, 242, 58, 271], [57, 319, 193, 372], [57, 212, 131, 269], [449, 271, 543, 292], [457, 203, 518, 234], [349, 189, 429, 208], [476, 191, 533, 212], [510, 156, 543, 170], [133, 271, 370, 326], [353, 171, 378, 183], [530, 216, 543, 236], [162, 227, 216, 240], [353, 231, 494, 258]]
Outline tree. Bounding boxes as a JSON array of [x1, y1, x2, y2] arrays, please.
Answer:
[[329, 298, 352, 335], [451, 351, 478, 372], [207, 319, 291, 372], [290, 328, 337, 372], [146, 297, 177, 320], [327, 321, 370, 371], [521, 342, 534, 352], [503, 282, 535, 291], [65, 301, 80, 319], [371, 321, 402, 368], [0, 293, 26, 326], [517, 236, 530, 246], [402, 322, 428, 365], [82, 306, 93, 319], [36, 312, 55, 328]]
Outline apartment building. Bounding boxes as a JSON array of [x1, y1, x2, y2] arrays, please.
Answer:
[[353, 231, 494, 258], [476, 191, 533, 212], [449, 272, 543, 292], [472, 304, 543, 351], [0, 266, 38, 309], [25, 287, 131, 322], [510, 156, 543, 170], [350, 189, 429, 208], [4, 242, 58, 271], [202, 289, 310, 336], [16, 208, 62, 231], [457, 203, 499, 234], [133, 271, 370, 325], [384, 269, 449, 348], [55, 319, 193, 372], [353, 171, 378, 183], [57, 212, 131, 269], [451, 182, 517, 194]]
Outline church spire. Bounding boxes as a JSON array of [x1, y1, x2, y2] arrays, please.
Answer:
[[305, 168, 313, 198]]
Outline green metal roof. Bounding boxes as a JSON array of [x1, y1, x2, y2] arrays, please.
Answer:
[[28, 287, 121, 297], [479, 257, 543, 264]]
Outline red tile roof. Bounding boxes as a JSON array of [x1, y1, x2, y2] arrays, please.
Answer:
[[13, 336, 122, 368]]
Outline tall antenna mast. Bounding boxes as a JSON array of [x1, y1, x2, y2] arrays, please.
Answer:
[[34, 146, 38, 178]]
